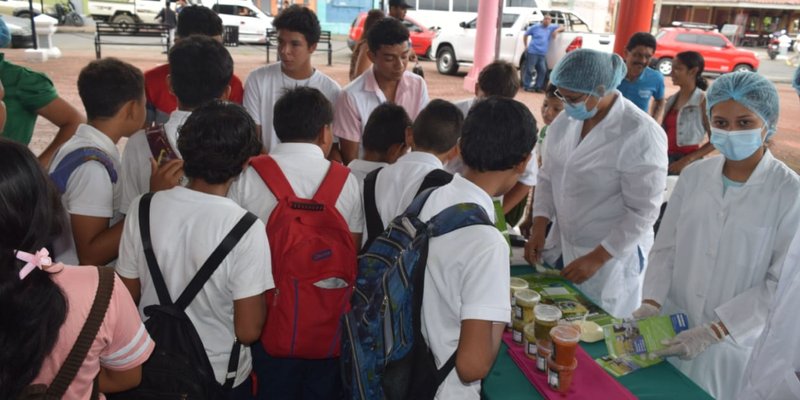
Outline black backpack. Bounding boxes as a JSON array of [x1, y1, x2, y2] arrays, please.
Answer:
[[362, 168, 453, 250], [109, 192, 258, 400]]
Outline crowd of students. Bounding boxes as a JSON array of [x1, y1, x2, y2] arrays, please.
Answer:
[[1, 3, 800, 400]]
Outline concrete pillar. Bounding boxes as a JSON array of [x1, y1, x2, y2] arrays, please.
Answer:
[[463, 0, 501, 92], [25, 14, 60, 62], [613, 0, 654, 57]]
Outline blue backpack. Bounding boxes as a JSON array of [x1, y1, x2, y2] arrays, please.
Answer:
[[50, 147, 117, 194], [341, 187, 493, 400]]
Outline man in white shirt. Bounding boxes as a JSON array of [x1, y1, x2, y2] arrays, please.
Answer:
[[118, 100, 270, 397], [243, 5, 341, 154], [420, 97, 537, 399], [347, 102, 409, 183], [229, 87, 363, 400], [119, 36, 234, 214], [49, 58, 146, 266], [334, 17, 429, 164], [371, 99, 462, 229]]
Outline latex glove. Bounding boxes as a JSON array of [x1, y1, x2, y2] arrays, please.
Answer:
[[650, 322, 724, 361], [632, 303, 660, 319]]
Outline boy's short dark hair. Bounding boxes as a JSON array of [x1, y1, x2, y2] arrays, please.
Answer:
[[272, 5, 321, 46], [367, 17, 410, 53], [478, 61, 520, 98], [178, 100, 261, 184], [77, 58, 144, 121], [412, 99, 463, 154], [169, 35, 233, 109], [176, 5, 223, 38], [545, 83, 557, 98], [363, 103, 410, 153], [626, 32, 657, 52], [273, 87, 333, 143], [461, 97, 537, 172]]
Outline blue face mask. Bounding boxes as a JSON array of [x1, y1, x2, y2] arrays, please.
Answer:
[[710, 127, 764, 161], [563, 98, 598, 120]]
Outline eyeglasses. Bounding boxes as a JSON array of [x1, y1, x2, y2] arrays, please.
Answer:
[[553, 89, 589, 105]]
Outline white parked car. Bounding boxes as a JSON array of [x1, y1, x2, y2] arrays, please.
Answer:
[[431, 7, 614, 83], [210, 0, 272, 43]]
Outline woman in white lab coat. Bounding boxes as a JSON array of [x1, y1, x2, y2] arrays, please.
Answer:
[[524, 49, 668, 318], [633, 71, 800, 400], [738, 232, 800, 399]]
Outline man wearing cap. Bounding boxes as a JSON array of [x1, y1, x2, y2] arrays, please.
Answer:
[[388, 0, 417, 62]]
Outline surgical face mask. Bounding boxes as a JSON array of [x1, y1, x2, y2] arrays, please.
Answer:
[[710, 127, 764, 161], [563, 99, 598, 120]]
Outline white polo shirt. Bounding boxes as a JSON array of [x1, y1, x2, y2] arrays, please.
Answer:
[[243, 63, 342, 154], [49, 123, 123, 266], [228, 142, 364, 233], [418, 174, 511, 400], [119, 110, 190, 214], [333, 67, 429, 146], [373, 151, 443, 228], [346, 159, 387, 184], [117, 187, 273, 386], [454, 97, 475, 116]]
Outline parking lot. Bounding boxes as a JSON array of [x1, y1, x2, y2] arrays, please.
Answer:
[[9, 28, 800, 171]]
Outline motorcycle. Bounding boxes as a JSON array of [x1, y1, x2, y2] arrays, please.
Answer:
[[768, 37, 779, 60], [46, 0, 84, 27]]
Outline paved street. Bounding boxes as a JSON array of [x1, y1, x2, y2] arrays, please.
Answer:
[[9, 29, 800, 171]]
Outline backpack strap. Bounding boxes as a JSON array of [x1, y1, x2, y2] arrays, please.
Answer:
[[49, 147, 118, 194], [403, 187, 439, 218], [46, 266, 115, 398], [414, 169, 453, 198], [428, 202, 494, 237], [362, 167, 384, 251], [139, 192, 173, 306], [249, 155, 296, 200], [312, 161, 349, 205]]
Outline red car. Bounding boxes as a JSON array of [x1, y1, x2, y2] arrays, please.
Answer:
[[348, 12, 437, 59], [652, 26, 759, 76]]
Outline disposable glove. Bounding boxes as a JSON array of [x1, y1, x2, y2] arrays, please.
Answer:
[[632, 302, 660, 319], [650, 322, 724, 361]]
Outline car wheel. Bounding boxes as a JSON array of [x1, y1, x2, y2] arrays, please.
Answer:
[[656, 58, 673, 76], [111, 14, 138, 34], [436, 45, 458, 75], [733, 64, 754, 73], [15, 10, 32, 19]]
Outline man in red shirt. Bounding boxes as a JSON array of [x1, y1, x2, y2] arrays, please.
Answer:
[[144, 5, 244, 126]]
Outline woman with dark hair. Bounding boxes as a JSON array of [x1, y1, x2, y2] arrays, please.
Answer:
[[661, 51, 714, 174], [0, 138, 153, 399], [349, 9, 385, 81]]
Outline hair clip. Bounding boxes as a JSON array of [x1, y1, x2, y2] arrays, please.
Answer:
[[16, 248, 54, 280]]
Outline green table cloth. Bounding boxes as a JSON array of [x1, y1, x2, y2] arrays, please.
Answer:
[[481, 264, 713, 400]]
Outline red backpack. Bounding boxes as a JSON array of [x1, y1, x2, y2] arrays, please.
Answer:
[[250, 155, 357, 359]]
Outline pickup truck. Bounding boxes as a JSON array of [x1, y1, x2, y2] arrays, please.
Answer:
[[431, 7, 615, 84], [88, 0, 165, 25]]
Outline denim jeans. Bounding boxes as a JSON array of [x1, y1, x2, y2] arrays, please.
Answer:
[[523, 53, 548, 90]]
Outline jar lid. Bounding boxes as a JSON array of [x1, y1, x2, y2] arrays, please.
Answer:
[[510, 277, 529, 290], [534, 304, 563, 322], [550, 324, 581, 343], [514, 288, 541, 305]]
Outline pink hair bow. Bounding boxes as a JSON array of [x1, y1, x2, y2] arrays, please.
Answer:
[[16, 248, 53, 280]]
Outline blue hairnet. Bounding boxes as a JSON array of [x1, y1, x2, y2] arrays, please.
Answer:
[[706, 71, 779, 138], [549, 49, 627, 97], [793, 66, 800, 96]]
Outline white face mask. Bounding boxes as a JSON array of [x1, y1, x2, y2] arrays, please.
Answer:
[[710, 127, 765, 161]]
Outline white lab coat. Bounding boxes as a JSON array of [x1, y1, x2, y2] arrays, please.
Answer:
[[644, 151, 800, 400], [737, 230, 800, 400], [532, 91, 667, 317]]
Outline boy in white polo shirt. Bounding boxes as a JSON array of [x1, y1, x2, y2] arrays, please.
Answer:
[[117, 101, 270, 398], [243, 5, 341, 154], [49, 58, 145, 266], [334, 17, 429, 164], [229, 87, 363, 399], [119, 35, 234, 215], [370, 99, 462, 229], [420, 96, 536, 399], [347, 102, 410, 183]]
